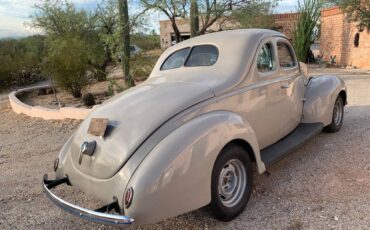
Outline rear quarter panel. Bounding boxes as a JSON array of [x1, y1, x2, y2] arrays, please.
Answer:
[[124, 111, 262, 224]]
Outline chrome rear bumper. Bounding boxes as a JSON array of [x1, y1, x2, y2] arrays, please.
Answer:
[[42, 175, 134, 225]]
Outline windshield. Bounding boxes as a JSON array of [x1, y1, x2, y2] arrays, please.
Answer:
[[161, 45, 219, 71]]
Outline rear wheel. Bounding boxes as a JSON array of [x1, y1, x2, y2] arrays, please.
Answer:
[[210, 144, 253, 221], [324, 96, 344, 133]]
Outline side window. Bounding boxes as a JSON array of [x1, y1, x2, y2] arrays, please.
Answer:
[[257, 43, 275, 72], [277, 42, 296, 68], [161, 48, 190, 70]]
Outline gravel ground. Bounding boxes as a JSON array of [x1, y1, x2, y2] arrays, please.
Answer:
[[0, 69, 370, 229]]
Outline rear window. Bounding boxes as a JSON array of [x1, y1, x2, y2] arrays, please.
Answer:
[[161, 45, 218, 71], [161, 48, 190, 71], [185, 45, 218, 67]]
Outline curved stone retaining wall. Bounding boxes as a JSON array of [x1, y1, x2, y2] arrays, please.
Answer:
[[8, 86, 92, 120]]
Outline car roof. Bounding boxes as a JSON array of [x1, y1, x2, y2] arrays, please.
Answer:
[[178, 29, 285, 47], [149, 29, 287, 96]]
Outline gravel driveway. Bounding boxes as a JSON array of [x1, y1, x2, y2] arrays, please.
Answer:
[[0, 69, 370, 229]]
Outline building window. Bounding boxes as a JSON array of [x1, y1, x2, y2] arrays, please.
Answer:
[[354, 33, 360, 47]]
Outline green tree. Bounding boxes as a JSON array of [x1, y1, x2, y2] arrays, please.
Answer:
[[330, 0, 370, 30], [194, 0, 272, 35], [231, 0, 278, 29], [96, 0, 119, 66], [0, 35, 46, 90], [141, 0, 188, 43], [293, 0, 322, 62], [32, 0, 106, 96], [45, 36, 89, 98]]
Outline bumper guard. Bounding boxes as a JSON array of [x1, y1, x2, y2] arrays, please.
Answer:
[[42, 174, 134, 225]]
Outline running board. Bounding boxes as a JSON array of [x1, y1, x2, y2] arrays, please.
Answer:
[[261, 123, 323, 168]]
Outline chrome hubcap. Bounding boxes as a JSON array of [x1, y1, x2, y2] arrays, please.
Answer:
[[333, 99, 343, 126], [218, 159, 246, 207]]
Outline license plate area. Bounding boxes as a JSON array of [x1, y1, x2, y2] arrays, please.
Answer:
[[87, 118, 109, 137]]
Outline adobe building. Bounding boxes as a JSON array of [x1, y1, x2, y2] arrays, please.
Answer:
[[159, 18, 237, 49], [159, 13, 298, 49], [272, 13, 299, 40], [320, 6, 370, 68], [160, 9, 370, 69]]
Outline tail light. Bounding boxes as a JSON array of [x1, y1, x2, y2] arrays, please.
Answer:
[[124, 187, 134, 208]]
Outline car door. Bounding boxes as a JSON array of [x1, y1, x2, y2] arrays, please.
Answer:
[[275, 39, 305, 137], [246, 39, 294, 149]]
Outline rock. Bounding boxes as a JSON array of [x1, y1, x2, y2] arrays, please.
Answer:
[[334, 216, 339, 221]]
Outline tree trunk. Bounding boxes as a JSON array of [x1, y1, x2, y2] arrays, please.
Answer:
[[190, 0, 199, 37], [118, 0, 135, 88], [171, 18, 181, 43]]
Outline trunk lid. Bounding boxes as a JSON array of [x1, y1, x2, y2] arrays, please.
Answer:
[[70, 81, 214, 179]]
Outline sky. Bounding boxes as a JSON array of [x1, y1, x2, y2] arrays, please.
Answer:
[[0, 0, 299, 39]]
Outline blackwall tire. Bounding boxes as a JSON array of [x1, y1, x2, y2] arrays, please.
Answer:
[[324, 96, 344, 133], [210, 143, 253, 221]]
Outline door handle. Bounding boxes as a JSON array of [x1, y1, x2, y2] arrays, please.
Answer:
[[281, 83, 290, 89]]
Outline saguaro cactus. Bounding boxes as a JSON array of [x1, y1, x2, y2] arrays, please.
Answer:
[[190, 0, 199, 37]]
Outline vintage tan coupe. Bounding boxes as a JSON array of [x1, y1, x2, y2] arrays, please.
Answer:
[[43, 29, 347, 225]]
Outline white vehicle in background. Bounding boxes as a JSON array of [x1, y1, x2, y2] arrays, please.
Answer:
[[130, 45, 141, 56], [117, 45, 141, 61]]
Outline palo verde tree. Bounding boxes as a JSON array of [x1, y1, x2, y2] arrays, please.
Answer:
[[45, 36, 90, 98], [231, 0, 278, 30], [31, 0, 106, 97], [293, 0, 322, 62], [194, 0, 274, 35], [96, 0, 119, 67], [141, 0, 188, 43], [330, 0, 370, 30]]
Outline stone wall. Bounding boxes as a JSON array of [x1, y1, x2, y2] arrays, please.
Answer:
[[320, 6, 370, 68]]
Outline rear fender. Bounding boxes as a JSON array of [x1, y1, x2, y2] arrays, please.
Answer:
[[303, 75, 346, 125], [124, 111, 263, 224]]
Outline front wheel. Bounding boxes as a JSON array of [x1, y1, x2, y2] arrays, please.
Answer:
[[324, 95, 344, 133], [210, 144, 253, 221]]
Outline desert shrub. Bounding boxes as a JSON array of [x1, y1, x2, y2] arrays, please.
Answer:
[[45, 36, 89, 98], [12, 66, 44, 86], [131, 34, 160, 51], [0, 55, 15, 89], [90, 67, 107, 82], [0, 36, 45, 90], [32, 1, 107, 96], [130, 52, 159, 81], [107, 79, 125, 96], [82, 93, 96, 106]]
